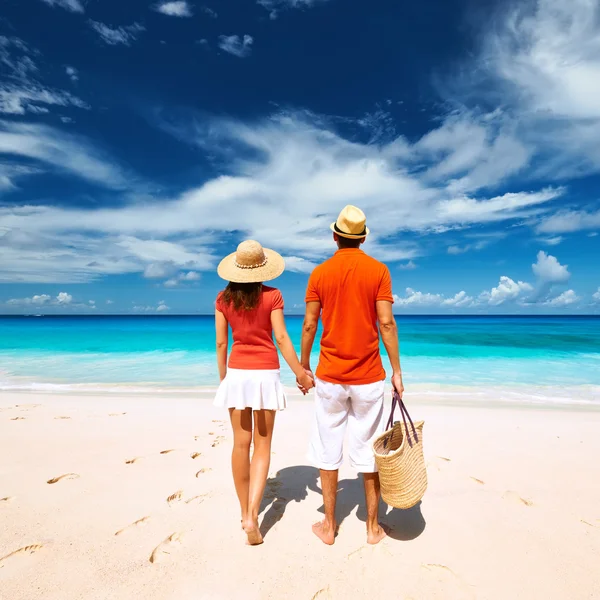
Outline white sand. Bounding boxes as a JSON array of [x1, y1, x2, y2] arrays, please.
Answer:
[[1, 390, 599, 600]]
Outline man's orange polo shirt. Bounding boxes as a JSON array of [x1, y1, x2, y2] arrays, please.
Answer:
[[305, 248, 394, 385]]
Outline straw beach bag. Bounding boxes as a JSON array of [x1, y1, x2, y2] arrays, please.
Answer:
[[373, 391, 427, 510]]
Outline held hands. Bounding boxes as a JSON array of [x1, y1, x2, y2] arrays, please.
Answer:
[[296, 368, 315, 395], [391, 372, 404, 398]]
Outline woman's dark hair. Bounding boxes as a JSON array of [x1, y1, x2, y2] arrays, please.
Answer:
[[222, 281, 263, 311]]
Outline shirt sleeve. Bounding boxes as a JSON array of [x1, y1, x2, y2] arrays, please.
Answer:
[[305, 270, 320, 303], [271, 289, 284, 311], [377, 267, 394, 303]]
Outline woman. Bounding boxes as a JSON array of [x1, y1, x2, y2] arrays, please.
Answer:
[[214, 240, 314, 545]]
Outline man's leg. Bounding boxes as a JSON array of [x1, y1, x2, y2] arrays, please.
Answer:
[[348, 380, 387, 544], [307, 378, 349, 545], [363, 472, 386, 544], [313, 469, 338, 545]]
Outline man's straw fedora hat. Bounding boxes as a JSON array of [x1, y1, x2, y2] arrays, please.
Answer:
[[330, 205, 370, 239], [217, 240, 285, 283]]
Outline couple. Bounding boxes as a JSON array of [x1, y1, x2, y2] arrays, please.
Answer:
[[213, 205, 404, 546]]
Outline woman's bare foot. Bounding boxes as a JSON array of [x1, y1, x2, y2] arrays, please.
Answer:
[[242, 519, 263, 545], [367, 523, 388, 545], [312, 520, 336, 545]]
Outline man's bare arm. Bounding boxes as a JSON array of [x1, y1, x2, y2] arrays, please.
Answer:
[[376, 300, 404, 395], [301, 301, 321, 372]]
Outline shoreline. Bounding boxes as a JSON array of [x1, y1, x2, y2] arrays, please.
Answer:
[[1, 381, 599, 411]]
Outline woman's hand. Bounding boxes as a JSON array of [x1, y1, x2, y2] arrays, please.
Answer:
[[297, 369, 315, 395]]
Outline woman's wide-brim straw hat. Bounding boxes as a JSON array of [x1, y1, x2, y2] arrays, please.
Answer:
[[330, 204, 370, 239], [217, 240, 285, 283]]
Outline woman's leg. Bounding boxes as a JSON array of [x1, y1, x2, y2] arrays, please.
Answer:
[[243, 409, 276, 544], [228, 408, 253, 526]]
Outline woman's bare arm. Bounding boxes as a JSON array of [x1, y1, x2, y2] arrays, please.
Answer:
[[271, 309, 314, 391], [215, 309, 228, 381]]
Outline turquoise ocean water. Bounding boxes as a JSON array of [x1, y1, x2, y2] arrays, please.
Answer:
[[1, 316, 599, 405]]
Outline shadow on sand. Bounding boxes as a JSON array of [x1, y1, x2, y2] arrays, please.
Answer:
[[259, 465, 426, 542]]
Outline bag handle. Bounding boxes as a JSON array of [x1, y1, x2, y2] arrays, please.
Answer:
[[385, 390, 419, 448]]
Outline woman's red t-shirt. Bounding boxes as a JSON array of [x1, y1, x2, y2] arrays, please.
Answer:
[[215, 286, 284, 370]]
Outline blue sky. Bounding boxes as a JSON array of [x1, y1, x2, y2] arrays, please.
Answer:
[[0, 0, 599, 315]]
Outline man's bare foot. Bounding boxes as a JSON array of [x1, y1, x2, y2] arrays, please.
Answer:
[[312, 520, 336, 545], [242, 519, 263, 545], [367, 523, 388, 545]]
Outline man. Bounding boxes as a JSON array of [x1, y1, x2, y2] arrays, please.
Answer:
[[300, 205, 404, 546]]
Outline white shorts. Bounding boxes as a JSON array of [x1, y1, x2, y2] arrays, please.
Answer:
[[213, 369, 287, 411], [307, 378, 385, 473]]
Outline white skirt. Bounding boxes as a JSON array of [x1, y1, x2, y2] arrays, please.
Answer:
[[213, 369, 287, 411]]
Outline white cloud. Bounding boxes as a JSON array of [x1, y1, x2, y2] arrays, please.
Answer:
[[398, 260, 417, 270], [393, 288, 444, 307], [6, 292, 72, 307], [479, 276, 533, 306], [218, 35, 253, 58], [89, 21, 145, 46], [442, 291, 474, 308], [532, 251, 570, 284], [7, 294, 51, 306], [539, 236, 562, 246], [56, 292, 72, 304], [66, 66, 78, 82], [448, 245, 468, 255], [593, 288, 600, 303], [536, 210, 600, 234], [39, 0, 84, 12], [0, 109, 570, 283], [201, 6, 218, 18], [0, 37, 87, 115], [283, 256, 317, 274], [180, 271, 201, 281], [393, 288, 473, 308], [258, 0, 329, 18], [106, 299, 114, 305], [154, 1, 193, 17], [0, 121, 128, 188], [134, 300, 170, 313], [163, 271, 202, 286], [544, 290, 579, 307]]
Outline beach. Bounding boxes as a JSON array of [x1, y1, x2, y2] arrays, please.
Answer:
[[1, 389, 599, 600]]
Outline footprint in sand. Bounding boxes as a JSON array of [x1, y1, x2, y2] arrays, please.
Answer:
[[470, 477, 485, 485], [115, 516, 150, 536], [184, 494, 208, 505], [0, 496, 15, 504], [310, 586, 332, 600], [166, 490, 183, 505], [149, 532, 184, 564], [195, 468, 212, 477], [190, 452, 201, 460], [10, 417, 26, 421], [211, 436, 225, 448], [47, 473, 80, 485], [0, 544, 44, 569], [109, 412, 126, 417], [54, 416, 71, 420], [581, 519, 599, 528], [125, 457, 143, 465], [502, 490, 533, 507], [16, 404, 41, 409], [160, 449, 176, 455]]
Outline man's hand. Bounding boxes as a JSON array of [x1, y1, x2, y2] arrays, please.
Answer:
[[391, 372, 404, 398], [297, 368, 314, 395]]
